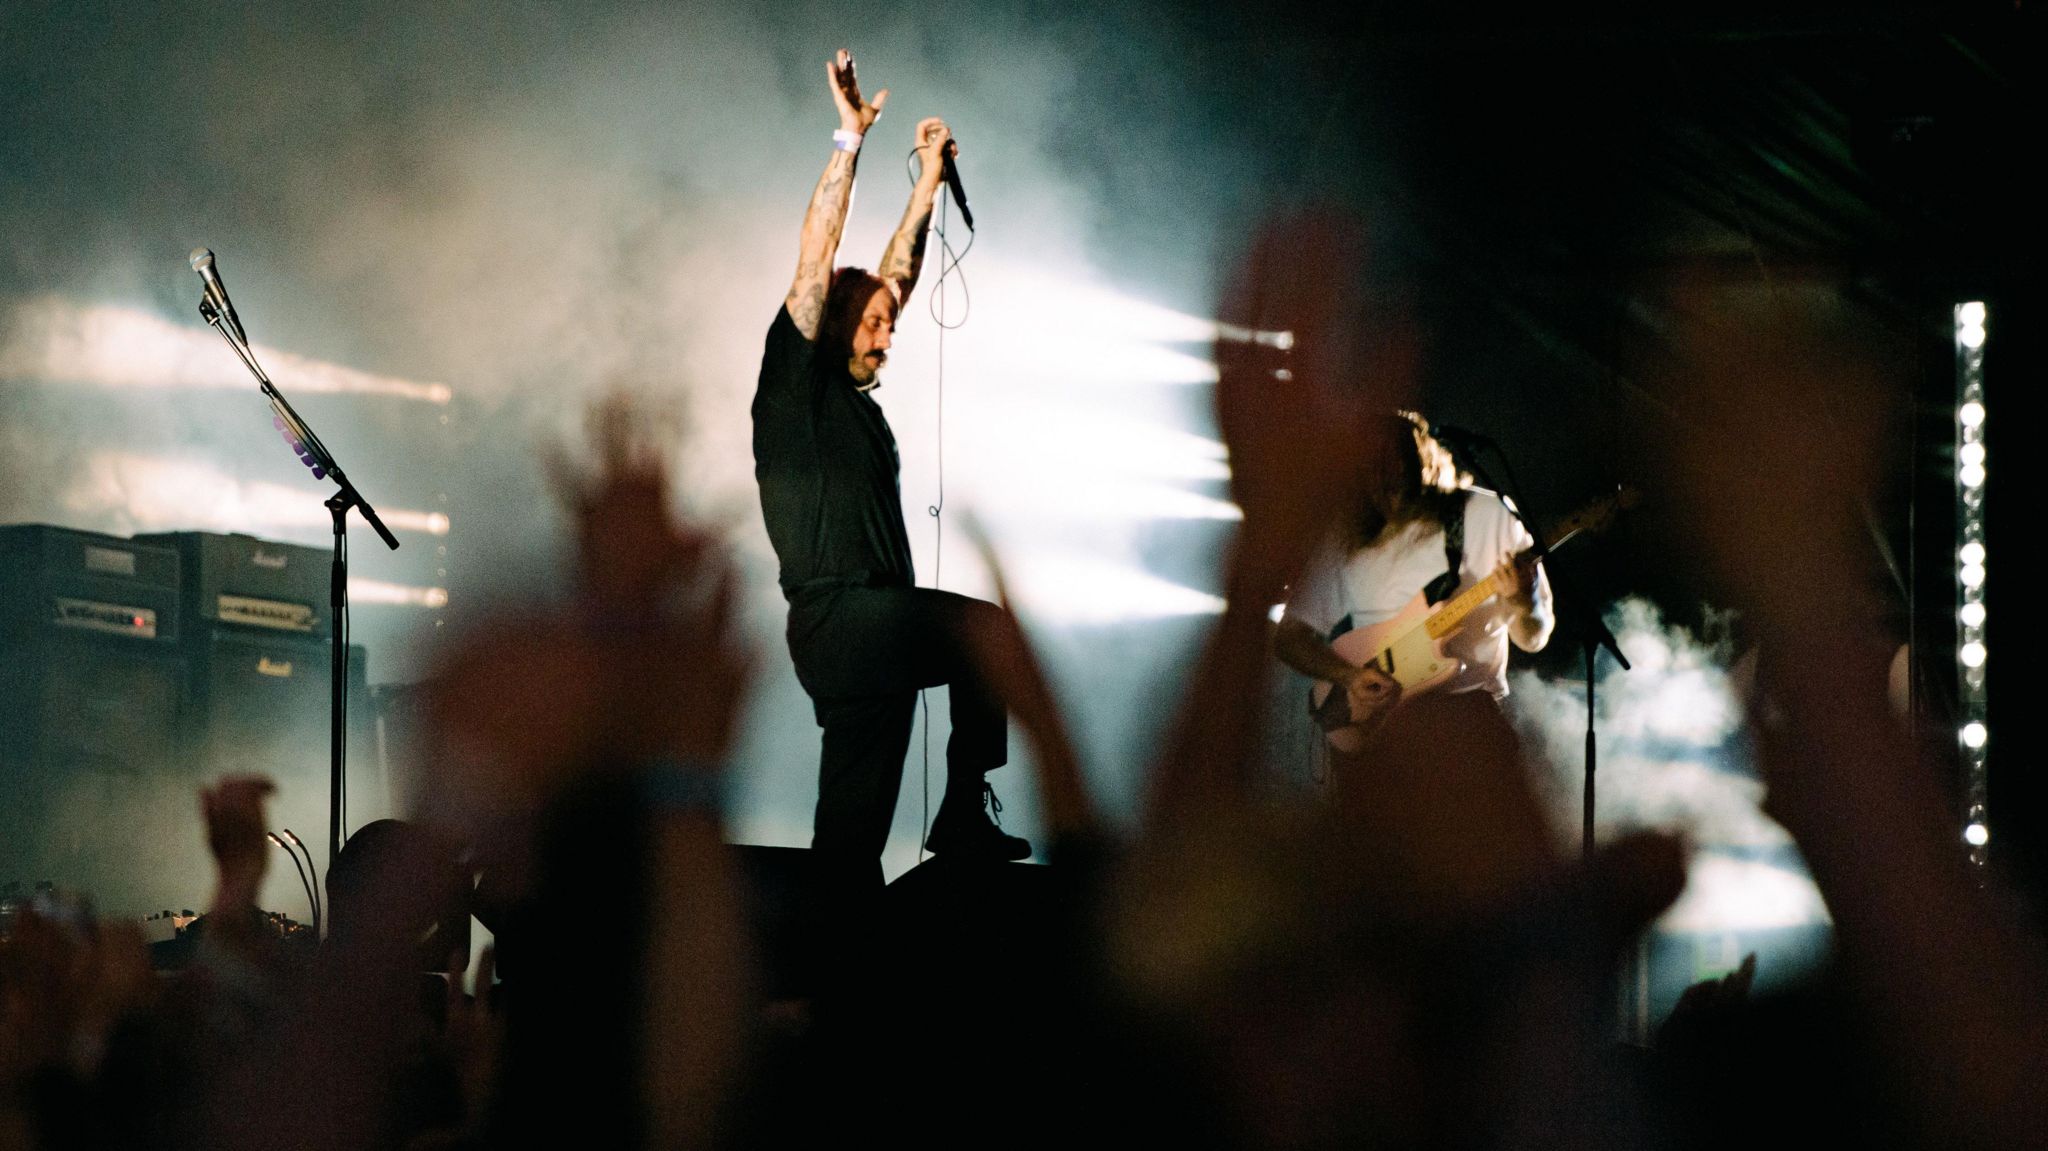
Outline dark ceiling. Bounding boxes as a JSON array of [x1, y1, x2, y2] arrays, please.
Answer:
[[1152, 1, 2042, 646]]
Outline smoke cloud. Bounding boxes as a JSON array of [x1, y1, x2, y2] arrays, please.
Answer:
[[3, 0, 1297, 875], [1508, 596, 1829, 935]]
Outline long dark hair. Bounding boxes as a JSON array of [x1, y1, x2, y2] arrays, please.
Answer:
[[1350, 411, 1471, 546], [819, 266, 892, 360]]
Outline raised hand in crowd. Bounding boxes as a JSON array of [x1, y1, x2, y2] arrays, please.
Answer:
[[199, 774, 278, 951], [956, 517, 1097, 846], [422, 396, 753, 863], [1148, 211, 1387, 828], [1655, 282, 2048, 1150]]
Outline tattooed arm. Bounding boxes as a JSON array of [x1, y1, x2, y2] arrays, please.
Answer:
[[878, 117, 949, 303], [786, 48, 887, 340]]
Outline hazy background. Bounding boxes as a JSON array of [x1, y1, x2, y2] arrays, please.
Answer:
[[3, 1, 1839, 1011]]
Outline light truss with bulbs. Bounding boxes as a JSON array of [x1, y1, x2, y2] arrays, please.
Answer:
[[1955, 301, 1988, 864]]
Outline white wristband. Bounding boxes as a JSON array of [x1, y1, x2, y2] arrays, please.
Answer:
[[832, 128, 863, 154]]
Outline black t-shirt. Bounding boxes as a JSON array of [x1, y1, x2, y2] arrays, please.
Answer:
[[752, 305, 916, 597]]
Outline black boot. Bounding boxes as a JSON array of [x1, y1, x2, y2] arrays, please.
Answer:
[[924, 778, 1031, 860]]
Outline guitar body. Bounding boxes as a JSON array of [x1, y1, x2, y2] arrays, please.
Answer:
[[1299, 485, 1637, 755], [1308, 593, 1466, 753]]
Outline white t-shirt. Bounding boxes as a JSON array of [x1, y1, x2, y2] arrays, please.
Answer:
[[1283, 490, 1550, 699]]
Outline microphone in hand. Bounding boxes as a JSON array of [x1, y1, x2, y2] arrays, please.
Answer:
[[939, 139, 974, 231]]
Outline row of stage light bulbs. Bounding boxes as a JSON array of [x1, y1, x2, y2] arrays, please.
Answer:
[[1955, 302, 1988, 859]]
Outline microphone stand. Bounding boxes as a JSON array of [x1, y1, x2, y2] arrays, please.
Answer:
[[1435, 428, 1628, 863], [197, 296, 399, 875]]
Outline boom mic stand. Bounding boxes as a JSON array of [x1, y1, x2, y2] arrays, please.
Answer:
[[1433, 426, 1628, 863], [195, 291, 399, 875]]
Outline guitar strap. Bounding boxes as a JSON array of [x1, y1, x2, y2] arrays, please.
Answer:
[[1312, 492, 1470, 731], [1324, 491, 1472, 644], [1420, 490, 1470, 606]]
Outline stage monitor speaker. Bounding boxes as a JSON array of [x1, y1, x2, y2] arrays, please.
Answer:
[[1, 526, 192, 913]]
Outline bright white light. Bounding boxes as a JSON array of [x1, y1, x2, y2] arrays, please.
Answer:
[[381, 510, 454, 537], [63, 452, 452, 541], [1013, 475, 1242, 522], [1656, 854, 1830, 933], [1960, 442, 1986, 467], [1960, 462, 1986, 489], [1961, 721, 1988, 749], [1959, 401, 1985, 428], [1965, 822, 1990, 847], [1958, 301, 1987, 326], [1959, 323, 1986, 350], [1960, 641, 1987, 668], [1006, 553, 1226, 625], [1960, 563, 1985, 589], [1960, 602, 1986, 628], [966, 399, 1239, 523], [0, 297, 452, 403], [1267, 602, 1286, 623], [350, 580, 450, 608], [980, 405, 1229, 484], [1959, 541, 1986, 565]]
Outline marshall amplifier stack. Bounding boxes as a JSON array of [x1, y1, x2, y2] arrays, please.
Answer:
[[2, 525, 368, 915]]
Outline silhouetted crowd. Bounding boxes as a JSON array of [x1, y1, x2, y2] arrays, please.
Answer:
[[5, 217, 2045, 1150]]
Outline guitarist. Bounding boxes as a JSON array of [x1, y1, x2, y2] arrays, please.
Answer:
[[1274, 412, 1553, 742]]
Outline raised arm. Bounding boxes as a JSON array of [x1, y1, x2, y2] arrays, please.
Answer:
[[786, 49, 887, 340], [878, 117, 950, 302]]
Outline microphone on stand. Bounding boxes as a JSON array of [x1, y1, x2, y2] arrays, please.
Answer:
[[188, 248, 248, 347]]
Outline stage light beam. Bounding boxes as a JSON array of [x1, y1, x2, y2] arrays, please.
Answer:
[[1, 297, 453, 403]]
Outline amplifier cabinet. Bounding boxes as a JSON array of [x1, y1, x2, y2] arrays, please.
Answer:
[[135, 531, 330, 639], [184, 630, 373, 915], [0, 524, 181, 644], [0, 629, 192, 915], [2, 525, 193, 912]]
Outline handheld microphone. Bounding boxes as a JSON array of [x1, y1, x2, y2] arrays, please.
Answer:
[[939, 142, 974, 231], [188, 248, 248, 347]]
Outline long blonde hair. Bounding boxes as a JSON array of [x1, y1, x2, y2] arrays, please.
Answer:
[[1350, 410, 1471, 545]]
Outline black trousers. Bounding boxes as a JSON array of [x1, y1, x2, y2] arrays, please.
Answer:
[[786, 584, 1009, 868]]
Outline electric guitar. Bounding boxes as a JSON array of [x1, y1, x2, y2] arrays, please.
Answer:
[[1308, 487, 1636, 752]]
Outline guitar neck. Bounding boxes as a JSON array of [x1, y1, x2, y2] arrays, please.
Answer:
[[1422, 563, 1514, 640], [1410, 490, 1628, 643]]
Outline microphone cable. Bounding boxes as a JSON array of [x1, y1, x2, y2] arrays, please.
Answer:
[[268, 831, 318, 936], [904, 145, 975, 862], [279, 829, 320, 934]]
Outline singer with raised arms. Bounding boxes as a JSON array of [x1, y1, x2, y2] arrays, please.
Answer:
[[752, 49, 1026, 881]]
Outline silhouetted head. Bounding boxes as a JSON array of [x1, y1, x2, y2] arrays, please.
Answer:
[[325, 818, 471, 969]]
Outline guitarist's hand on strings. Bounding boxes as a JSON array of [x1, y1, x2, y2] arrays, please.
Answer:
[[1507, 549, 1543, 607], [1504, 548, 1552, 651]]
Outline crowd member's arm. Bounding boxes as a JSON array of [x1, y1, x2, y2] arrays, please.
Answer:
[[1146, 213, 1384, 827], [199, 775, 277, 957], [785, 48, 886, 339], [1662, 288, 2048, 1149], [877, 118, 949, 303]]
